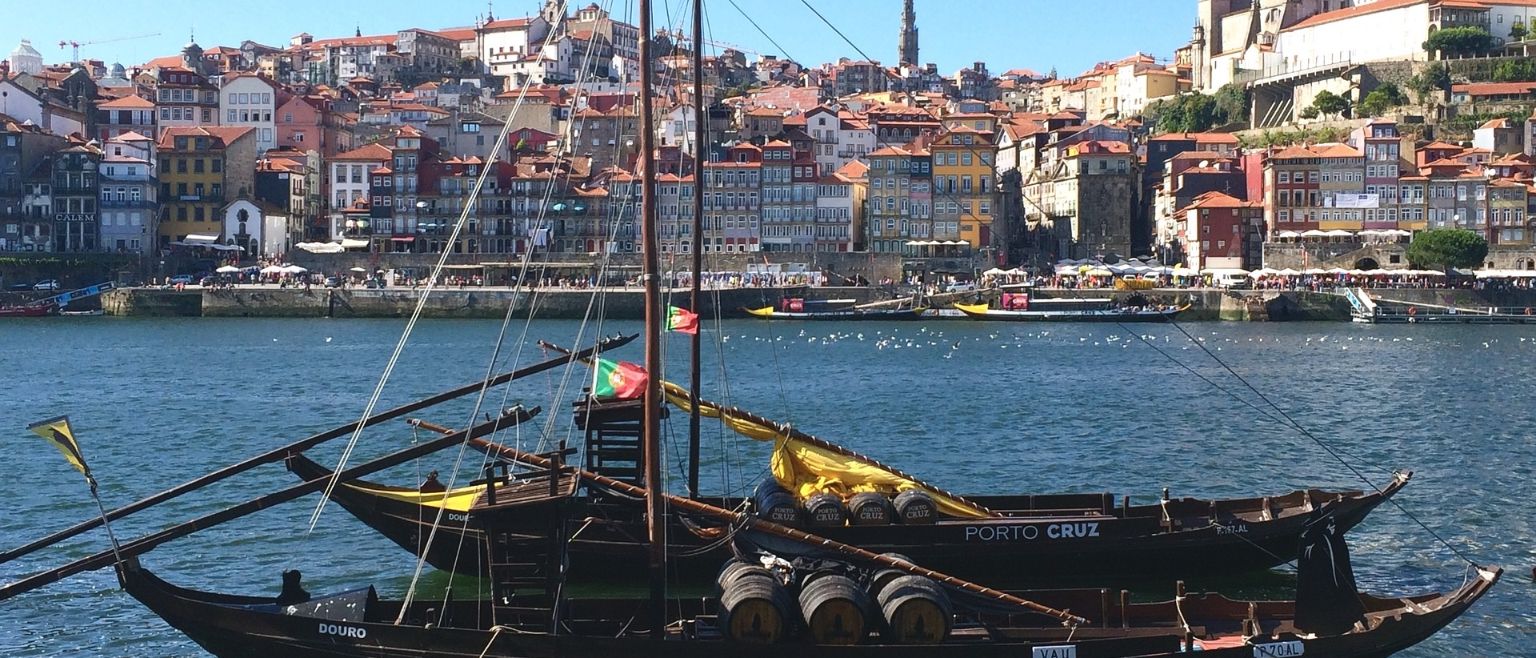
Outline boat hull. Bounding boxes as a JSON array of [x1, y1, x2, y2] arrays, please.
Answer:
[[119, 559, 1499, 658], [953, 303, 1186, 322], [0, 304, 56, 317], [744, 306, 928, 321], [289, 453, 1408, 586]]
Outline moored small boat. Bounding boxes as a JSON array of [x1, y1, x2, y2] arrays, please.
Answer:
[[744, 302, 927, 321], [953, 301, 1186, 322], [0, 303, 56, 317]]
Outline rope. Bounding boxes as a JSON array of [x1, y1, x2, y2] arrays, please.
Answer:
[[1162, 319, 1480, 568]]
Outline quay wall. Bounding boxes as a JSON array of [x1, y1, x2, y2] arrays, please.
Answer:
[[100, 286, 1536, 321]]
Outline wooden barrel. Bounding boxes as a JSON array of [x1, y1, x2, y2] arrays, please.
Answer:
[[803, 491, 848, 528], [752, 480, 801, 526], [718, 569, 791, 644], [876, 575, 952, 644], [867, 552, 915, 598], [892, 489, 937, 525], [847, 492, 895, 526], [716, 558, 771, 592], [798, 573, 872, 645]]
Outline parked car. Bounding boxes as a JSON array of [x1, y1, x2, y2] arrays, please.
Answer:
[[324, 276, 341, 288], [7, 282, 32, 291], [168, 275, 195, 286], [944, 282, 978, 293], [33, 280, 60, 291], [364, 279, 384, 289]]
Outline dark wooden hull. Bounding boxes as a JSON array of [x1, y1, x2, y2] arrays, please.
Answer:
[[954, 306, 1185, 323], [288, 454, 1409, 586], [744, 306, 928, 321], [118, 559, 1499, 658], [0, 305, 55, 317]]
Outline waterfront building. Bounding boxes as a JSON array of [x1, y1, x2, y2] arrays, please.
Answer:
[[0, 117, 66, 252], [1349, 120, 1406, 231], [1264, 145, 1321, 234], [99, 133, 158, 255], [1316, 142, 1365, 232], [702, 142, 762, 253], [1027, 139, 1136, 260], [931, 127, 997, 252], [49, 140, 101, 252], [865, 143, 928, 254], [156, 126, 257, 247], [1176, 190, 1264, 271], [219, 74, 282, 154], [1488, 177, 1528, 247], [96, 94, 157, 142], [327, 141, 392, 236], [814, 159, 866, 252]]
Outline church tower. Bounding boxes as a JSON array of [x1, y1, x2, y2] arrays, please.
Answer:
[[898, 0, 918, 66]]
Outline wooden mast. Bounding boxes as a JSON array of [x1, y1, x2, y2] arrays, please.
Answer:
[[636, 0, 666, 639], [686, 0, 705, 500]]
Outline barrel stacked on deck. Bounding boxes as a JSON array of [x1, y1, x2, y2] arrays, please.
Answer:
[[715, 554, 952, 645], [752, 480, 940, 529]]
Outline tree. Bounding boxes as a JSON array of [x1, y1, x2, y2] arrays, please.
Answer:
[[1299, 106, 1320, 120], [1405, 228, 1489, 274], [1212, 83, 1250, 126], [1511, 18, 1528, 42], [1311, 90, 1351, 118], [1423, 26, 1498, 58], [1407, 62, 1453, 104], [1359, 83, 1408, 117]]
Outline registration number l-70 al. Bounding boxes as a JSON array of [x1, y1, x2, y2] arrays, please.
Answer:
[[1253, 640, 1304, 657]]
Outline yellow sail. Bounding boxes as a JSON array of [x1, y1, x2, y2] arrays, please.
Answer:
[[662, 382, 992, 518], [341, 481, 484, 513]]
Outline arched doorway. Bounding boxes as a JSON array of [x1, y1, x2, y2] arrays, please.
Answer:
[[1354, 257, 1379, 270]]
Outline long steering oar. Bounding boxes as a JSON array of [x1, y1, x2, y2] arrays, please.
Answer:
[[455, 432, 1086, 627], [0, 334, 632, 566], [0, 406, 540, 602]]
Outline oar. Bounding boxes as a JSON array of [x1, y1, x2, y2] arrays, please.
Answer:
[[463, 434, 1088, 626], [1, 334, 633, 566], [537, 340, 996, 517], [0, 407, 540, 602]]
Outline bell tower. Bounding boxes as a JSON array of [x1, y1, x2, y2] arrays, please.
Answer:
[[898, 0, 919, 67]]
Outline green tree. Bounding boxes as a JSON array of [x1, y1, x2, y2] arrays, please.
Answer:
[[1359, 83, 1408, 117], [1511, 18, 1528, 41], [1299, 106, 1320, 119], [1311, 90, 1350, 118], [1405, 228, 1489, 274], [1212, 83, 1250, 126], [1423, 26, 1498, 58]]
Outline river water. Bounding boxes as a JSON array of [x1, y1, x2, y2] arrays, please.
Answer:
[[0, 316, 1531, 656]]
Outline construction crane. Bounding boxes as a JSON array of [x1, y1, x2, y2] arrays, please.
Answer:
[[59, 32, 161, 62]]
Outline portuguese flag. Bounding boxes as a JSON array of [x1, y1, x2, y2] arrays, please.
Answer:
[[667, 305, 698, 335], [593, 358, 648, 399]]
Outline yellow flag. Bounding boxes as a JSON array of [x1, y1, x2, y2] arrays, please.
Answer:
[[27, 415, 92, 481]]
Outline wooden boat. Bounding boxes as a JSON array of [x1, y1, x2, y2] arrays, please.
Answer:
[[953, 301, 1186, 322], [744, 300, 927, 321], [285, 398, 1413, 586], [59, 308, 104, 317], [1113, 278, 1156, 291], [0, 304, 55, 317], [117, 451, 1501, 658]]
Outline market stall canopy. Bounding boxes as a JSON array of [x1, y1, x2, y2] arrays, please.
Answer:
[[259, 265, 286, 274], [1275, 231, 1301, 238], [349, 267, 368, 273], [295, 242, 344, 254], [215, 266, 240, 274]]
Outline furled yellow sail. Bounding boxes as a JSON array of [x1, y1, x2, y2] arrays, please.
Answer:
[[342, 481, 484, 513], [661, 382, 993, 518]]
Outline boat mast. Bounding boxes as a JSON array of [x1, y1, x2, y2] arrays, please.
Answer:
[[637, 0, 667, 639], [686, 0, 705, 500]]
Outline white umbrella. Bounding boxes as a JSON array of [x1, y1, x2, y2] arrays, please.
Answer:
[[260, 265, 286, 274], [215, 265, 240, 274], [282, 265, 308, 274], [1277, 268, 1301, 276], [349, 267, 368, 273], [1275, 230, 1301, 238]]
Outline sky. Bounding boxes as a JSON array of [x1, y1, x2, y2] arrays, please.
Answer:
[[2, 0, 1194, 79]]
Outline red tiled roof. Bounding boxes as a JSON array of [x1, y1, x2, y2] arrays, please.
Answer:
[[155, 126, 255, 150], [333, 142, 394, 161], [1452, 81, 1536, 96], [99, 95, 154, 109]]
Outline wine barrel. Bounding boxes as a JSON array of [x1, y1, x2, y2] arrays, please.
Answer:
[[798, 574, 873, 645], [752, 480, 801, 526], [892, 489, 937, 525], [876, 575, 952, 644], [803, 492, 848, 528], [867, 552, 914, 598], [718, 569, 791, 644], [847, 492, 895, 526], [716, 558, 771, 592]]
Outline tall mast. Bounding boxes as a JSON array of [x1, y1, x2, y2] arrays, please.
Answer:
[[686, 0, 705, 500], [637, 0, 667, 640]]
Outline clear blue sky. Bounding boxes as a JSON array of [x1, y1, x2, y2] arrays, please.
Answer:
[[3, 0, 1193, 79]]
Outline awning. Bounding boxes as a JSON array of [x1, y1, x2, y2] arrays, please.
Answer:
[[390, 236, 416, 242], [184, 233, 220, 243], [340, 238, 369, 249]]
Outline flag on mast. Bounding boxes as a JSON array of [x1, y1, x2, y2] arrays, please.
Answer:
[[667, 305, 699, 334], [27, 416, 95, 489], [593, 358, 648, 399], [26, 415, 124, 559]]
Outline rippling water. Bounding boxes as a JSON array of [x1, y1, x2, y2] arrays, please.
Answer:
[[0, 316, 1532, 656]]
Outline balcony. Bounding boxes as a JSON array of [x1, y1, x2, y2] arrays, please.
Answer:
[[100, 199, 157, 209]]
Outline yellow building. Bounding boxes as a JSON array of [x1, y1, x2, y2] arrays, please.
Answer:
[[156, 126, 256, 248], [928, 127, 996, 250]]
